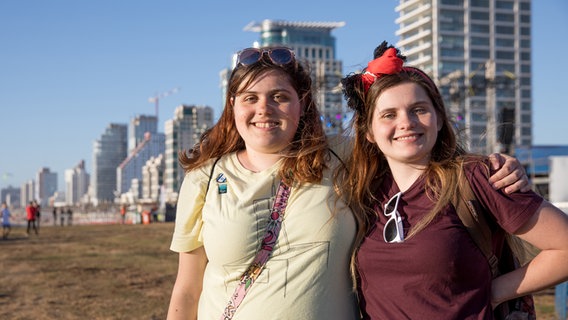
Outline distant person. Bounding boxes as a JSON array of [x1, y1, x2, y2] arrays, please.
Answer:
[[67, 207, 73, 226], [52, 206, 57, 226], [151, 207, 158, 223], [120, 205, 126, 224], [26, 201, 38, 236], [34, 201, 41, 231], [1, 202, 11, 240], [60, 207, 66, 226]]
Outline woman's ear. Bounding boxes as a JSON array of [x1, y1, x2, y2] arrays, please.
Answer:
[[366, 131, 376, 143]]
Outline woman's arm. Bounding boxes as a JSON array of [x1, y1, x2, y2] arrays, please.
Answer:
[[167, 247, 208, 320], [491, 201, 568, 307], [487, 153, 530, 194]]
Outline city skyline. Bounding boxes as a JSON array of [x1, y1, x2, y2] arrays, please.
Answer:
[[1, 0, 567, 190]]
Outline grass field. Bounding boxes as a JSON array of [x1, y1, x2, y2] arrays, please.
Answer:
[[0, 223, 177, 320], [0, 222, 560, 319]]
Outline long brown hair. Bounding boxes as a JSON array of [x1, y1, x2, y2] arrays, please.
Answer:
[[179, 48, 329, 186], [339, 57, 468, 266]]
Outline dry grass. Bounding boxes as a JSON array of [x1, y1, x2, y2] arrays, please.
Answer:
[[0, 223, 178, 320], [0, 222, 562, 319]]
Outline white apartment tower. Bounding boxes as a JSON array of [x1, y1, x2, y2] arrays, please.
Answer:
[[141, 154, 164, 203], [164, 105, 214, 201], [65, 160, 90, 205], [395, 0, 532, 154], [20, 180, 35, 208], [243, 20, 346, 134]]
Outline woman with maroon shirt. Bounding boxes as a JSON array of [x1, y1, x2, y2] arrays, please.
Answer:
[[339, 42, 568, 319]]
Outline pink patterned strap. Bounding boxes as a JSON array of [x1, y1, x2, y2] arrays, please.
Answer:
[[220, 181, 291, 320]]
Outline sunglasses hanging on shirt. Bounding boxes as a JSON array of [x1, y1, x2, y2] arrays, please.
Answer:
[[383, 191, 405, 243]]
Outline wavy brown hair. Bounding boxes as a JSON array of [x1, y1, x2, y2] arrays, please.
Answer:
[[179, 48, 329, 186], [338, 43, 469, 272]]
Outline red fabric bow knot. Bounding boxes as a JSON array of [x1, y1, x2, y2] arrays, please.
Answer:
[[361, 48, 404, 92]]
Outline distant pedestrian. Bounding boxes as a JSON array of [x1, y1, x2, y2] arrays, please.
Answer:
[[26, 201, 38, 236], [120, 205, 126, 224], [151, 206, 158, 223], [60, 207, 66, 226], [52, 207, 57, 226], [34, 201, 41, 232], [1, 202, 11, 240], [67, 207, 73, 226]]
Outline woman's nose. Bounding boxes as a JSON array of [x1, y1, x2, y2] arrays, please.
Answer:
[[256, 97, 275, 114], [397, 112, 416, 129]]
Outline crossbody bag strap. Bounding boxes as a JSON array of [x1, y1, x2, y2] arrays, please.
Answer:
[[452, 170, 500, 277], [220, 181, 291, 320]]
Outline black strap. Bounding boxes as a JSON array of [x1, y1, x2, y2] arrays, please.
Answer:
[[205, 157, 222, 195]]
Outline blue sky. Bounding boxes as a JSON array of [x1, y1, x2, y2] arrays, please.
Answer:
[[1, 0, 567, 190]]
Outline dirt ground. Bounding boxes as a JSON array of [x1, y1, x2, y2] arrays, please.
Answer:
[[0, 223, 178, 320], [0, 223, 562, 319]]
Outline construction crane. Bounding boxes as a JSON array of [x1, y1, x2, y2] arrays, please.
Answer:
[[148, 87, 180, 123]]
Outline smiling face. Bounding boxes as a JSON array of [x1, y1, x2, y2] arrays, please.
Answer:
[[366, 81, 442, 168], [232, 69, 302, 156]]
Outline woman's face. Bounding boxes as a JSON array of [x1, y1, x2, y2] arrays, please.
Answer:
[[366, 82, 442, 168], [232, 69, 302, 155]]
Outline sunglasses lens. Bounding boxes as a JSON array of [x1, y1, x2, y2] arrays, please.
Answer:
[[238, 49, 261, 66], [385, 201, 395, 213], [269, 48, 293, 65], [383, 218, 398, 243]]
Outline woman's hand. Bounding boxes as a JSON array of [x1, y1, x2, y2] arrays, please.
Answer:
[[487, 153, 530, 194]]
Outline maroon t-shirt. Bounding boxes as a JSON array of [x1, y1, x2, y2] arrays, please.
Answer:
[[356, 160, 543, 320]]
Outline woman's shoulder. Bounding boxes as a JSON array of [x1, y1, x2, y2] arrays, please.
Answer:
[[186, 154, 234, 183], [327, 134, 353, 161], [458, 154, 491, 177]]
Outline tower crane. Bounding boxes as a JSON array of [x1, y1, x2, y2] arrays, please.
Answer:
[[148, 87, 180, 123]]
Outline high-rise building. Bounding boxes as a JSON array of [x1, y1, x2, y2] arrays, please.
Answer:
[[64, 160, 90, 205], [164, 105, 214, 201], [91, 123, 128, 204], [36, 167, 57, 207], [20, 180, 34, 208], [141, 154, 164, 203], [117, 131, 165, 197], [240, 20, 346, 134], [128, 114, 158, 153], [395, 0, 532, 154], [1, 185, 21, 209]]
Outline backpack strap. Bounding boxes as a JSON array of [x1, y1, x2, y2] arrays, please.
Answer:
[[452, 171, 500, 277], [205, 157, 222, 195]]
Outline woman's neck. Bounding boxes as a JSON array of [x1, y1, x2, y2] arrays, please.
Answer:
[[237, 149, 283, 173], [388, 161, 426, 192]]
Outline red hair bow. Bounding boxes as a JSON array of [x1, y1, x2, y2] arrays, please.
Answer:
[[361, 47, 404, 92]]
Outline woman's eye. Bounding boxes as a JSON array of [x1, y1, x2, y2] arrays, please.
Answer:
[[382, 113, 396, 119], [273, 94, 288, 103], [242, 95, 257, 103]]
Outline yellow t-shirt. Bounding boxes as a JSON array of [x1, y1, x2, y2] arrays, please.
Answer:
[[170, 151, 358, 320]]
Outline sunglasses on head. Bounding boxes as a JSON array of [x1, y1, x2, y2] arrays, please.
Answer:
[[236, 47, 295, 67], [383, 192, 405, 243]]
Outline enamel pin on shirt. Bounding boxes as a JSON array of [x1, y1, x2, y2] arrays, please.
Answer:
[[216, 173, 227, 194]]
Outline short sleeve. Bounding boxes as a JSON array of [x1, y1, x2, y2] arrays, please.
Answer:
[[169, 165, 210, 253], [466, 159, 543, 234]]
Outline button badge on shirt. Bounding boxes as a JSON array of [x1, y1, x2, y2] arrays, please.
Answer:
[[216, 173, 227, 194]]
